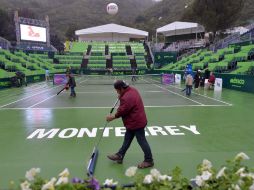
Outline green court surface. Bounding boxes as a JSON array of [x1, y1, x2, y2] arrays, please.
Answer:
[[0, 76, 254, 189]]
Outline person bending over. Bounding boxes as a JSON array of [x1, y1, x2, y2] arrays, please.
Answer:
[[66, 73, 76, 97]]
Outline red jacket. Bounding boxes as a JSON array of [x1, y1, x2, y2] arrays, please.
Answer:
[[115, 86, 147, 130], [208, 75, 215, 84]]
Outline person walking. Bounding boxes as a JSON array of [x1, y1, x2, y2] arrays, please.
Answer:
[[185, 72, 193, 96], [194, 70, 201, 90], [106, 80, 154, 169]]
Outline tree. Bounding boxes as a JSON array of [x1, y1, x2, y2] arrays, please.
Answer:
[[0, 8, 41, 41], [65, 24, 78, 41], [18, 8, 37, 19], [0, 9, 16, 41], [135, 15, 147, 23], [50, 34, 64, 52], [183, 0, 245, 34]]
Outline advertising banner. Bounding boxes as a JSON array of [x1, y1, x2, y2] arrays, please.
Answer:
[[154, 52, 177, 67], [215, 74, 254, 93], [214, 78, 223, 91], [162, 74, 174, 85], [53, 74, 67, 85], [175, 74, 181, 84]]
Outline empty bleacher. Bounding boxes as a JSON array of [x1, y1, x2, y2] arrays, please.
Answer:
[[66, 42, 148, 70], [69, 42, 88, 53], [0, 41, 147, 82], [0, 48, 65, 78], [159, 43, 254, 75]]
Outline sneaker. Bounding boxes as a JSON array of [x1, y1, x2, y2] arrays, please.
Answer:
[[107, 154, 123, 164], [138, 161, 154, 169]]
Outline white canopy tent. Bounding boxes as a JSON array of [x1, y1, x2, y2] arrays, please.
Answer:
[[75, 23, 148, 42], [226, 26, 249, 35], [156, 21, 205, 43]]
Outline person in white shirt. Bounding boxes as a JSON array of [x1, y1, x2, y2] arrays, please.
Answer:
[[185, 72, 193, 96], [45, 69, 50, 82]]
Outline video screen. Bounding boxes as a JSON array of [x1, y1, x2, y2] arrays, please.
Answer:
[[20, 24, 47, 42]]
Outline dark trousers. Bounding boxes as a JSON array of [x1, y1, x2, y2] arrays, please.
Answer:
[[117, 127, 153, 162], [131, 75, 137, 82], [186, 85, 192, 96], [70, 86, 76, 97]]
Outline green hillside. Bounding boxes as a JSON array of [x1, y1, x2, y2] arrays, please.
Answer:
[[0, 0, 253, 40], [0, 0, 154, 39], [136, 0, 254, 35]]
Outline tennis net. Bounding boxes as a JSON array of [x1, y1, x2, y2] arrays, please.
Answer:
[[77, 74, 163, 85], [53, 73, 177, 86]]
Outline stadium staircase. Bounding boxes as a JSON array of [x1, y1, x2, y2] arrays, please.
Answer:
[[144, 42, 153, 68], [86, 45, 92, 55], [126, 45, 132, 55], [106, 55, 113, 69], [105, 45, 109, 55]]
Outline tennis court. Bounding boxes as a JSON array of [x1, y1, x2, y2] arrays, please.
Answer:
[[0, 74, 253, 189]]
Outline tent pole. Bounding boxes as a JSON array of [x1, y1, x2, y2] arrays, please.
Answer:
[[156, 32, 158, 44], [196, 27, 198, 41]]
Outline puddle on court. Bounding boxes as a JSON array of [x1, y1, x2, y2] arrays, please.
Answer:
[[24, 109, 53, 129]]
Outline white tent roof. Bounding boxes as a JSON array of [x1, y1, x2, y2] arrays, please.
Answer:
[[226, 26, 249, 35], [76, 23, 148, 37], [156, 21, 205, 36]]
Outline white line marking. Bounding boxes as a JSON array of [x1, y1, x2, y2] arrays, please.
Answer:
[[0, 104, 231, 110], [146, 78, 232, 106], [79, 79, 89, 84], [143, 80, 204, 105], [168, 85, 233, 106], [144, 91, 164, 93], [28, 94, 57, 108], [59, 91, 164, 94], [0, 85, 62, 108], [0, 77, 85, 108], [0, 83, 48, 98]]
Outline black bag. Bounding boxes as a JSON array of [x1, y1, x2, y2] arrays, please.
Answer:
[[10, 76, 20, 87]]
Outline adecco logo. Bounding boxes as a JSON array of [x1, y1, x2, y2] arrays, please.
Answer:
[[230, 78, 245, 85]]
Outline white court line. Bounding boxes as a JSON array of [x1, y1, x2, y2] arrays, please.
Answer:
[[28, 94, 57, 108], [0, 77, 87, 109], [0, 85, 62, 108], [142, 79, 204, 105], [60, 90, 164, 94], [0, 82, 47, 98], [168, 85, 233, 106], [147, 78, 232, 106], [79, 79, 89, 84], [0, 104, 231, 110], [28, 77, 89, 108], [144, 91, 164, 93], [28, 83, 49, 90]]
